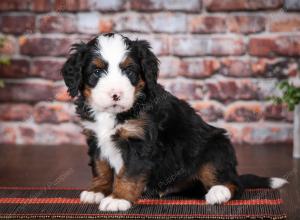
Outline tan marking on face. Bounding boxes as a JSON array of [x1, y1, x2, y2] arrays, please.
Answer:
[[196, 163, 217, 189], [93, 58, 106, 69], [111, 167, 147, 202], [115, 115, 147, 140], [119, 56, 134, 69], [89, 160, 113, 196], [83, 86, 92, 98]]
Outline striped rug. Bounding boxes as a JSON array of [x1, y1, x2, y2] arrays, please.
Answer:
[[0, 187, 286, 219]]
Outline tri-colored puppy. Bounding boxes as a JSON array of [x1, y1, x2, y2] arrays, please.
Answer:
[[61, 33, 287, 211]]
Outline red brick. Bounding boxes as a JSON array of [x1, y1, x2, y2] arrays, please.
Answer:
[[206, 0, 283, 11], [0, 15, 35, 34], [191, 101, 224, 121], [172, 36, 245, 56], [33, 103, 77, 124], [54, 0, 89, 11], [159, 57, 181, 78], [0, 59, 30, 78], [205, 79, 258, 101], [241, 123, 293, 144], [0, 0, 31, 11], [32, 0, 52, 12], [188, 15, 226, 33], [151, 13, 186, 33], [249, 36, 300, 57], [249, 37, 276, 57], [220, 58, 251, 77], [227, 15, 265, 34], [0, 36, 17, 55], [160, 79, 203, 100], [0, 81, 54, 102], [0, 104, 33, 121], [180, 58, 220, 78], [131, 0, 201, 12], [31, 59, 64, 80], [54, 84, 72, 102], [225, 102, 263, 122], [264, 103, 293, 122], [19, 36, 73, 56], [0, 124, 17, 144], [270, 15, 300, 32], [39, 15, 77, 33]]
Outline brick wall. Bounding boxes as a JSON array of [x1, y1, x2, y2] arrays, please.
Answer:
[[0, 0, 299, 146]]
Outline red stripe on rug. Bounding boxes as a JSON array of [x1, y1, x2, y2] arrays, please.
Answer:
[[0, 198, 80, 204], [137, 199, 283, 205], [0, 198, 283, 205], [2, 213, 286, 218]]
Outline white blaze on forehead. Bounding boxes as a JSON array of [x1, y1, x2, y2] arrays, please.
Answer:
[[89, 34, 135, 114], [96, 34, 128, 66]]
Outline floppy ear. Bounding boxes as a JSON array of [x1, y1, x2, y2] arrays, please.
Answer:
[[134, 40, 159, 91], [61, 42, 87, 97]]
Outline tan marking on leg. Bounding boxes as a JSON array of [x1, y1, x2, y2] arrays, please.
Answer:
[[111, 167, 147, 203], [89, 160, 113, 196], [195, 163, 217, 190], [224, 183, 238, 196]]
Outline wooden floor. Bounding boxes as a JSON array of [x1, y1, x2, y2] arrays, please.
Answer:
[[0, 144, 299, 219]]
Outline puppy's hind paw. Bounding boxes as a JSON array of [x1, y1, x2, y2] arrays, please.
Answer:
[[80, 191, 105, 204], [99, 196, 131, 211], [205, 185, 231, 205]]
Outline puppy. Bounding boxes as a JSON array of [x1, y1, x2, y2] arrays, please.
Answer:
[[61, 33, 287, 211]]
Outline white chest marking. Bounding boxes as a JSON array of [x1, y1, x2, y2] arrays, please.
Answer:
[[82, 112, 124, 173]]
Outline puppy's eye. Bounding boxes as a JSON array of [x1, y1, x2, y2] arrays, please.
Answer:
[[88, 69, 103, 87], [93, 69, 102, 76]]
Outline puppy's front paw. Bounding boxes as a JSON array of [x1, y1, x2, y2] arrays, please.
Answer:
[[99, 196, 131, 211], [80, 191, 105, 204], [205, 185, 231, 205]]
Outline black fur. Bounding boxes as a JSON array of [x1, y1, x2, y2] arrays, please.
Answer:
[[61, 33, 278, 199]]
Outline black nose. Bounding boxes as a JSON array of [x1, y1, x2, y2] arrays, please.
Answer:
[[112, 94, 120, 101]]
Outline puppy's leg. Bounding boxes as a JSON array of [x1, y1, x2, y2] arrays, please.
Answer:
[[99, 167, 146, 211], [196, 163, 241, 205], [80, 160, 113, 204]]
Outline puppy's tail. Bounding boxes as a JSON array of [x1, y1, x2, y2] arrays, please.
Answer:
[[239, 174, 288, 189]]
